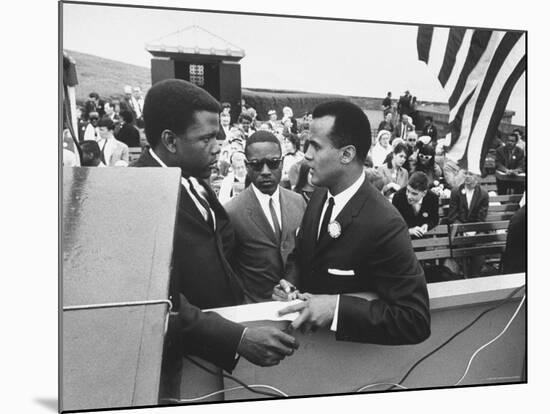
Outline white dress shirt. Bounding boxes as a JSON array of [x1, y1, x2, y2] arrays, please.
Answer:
[[251, 184, 282, 233], [465, 187, 475, 209], [149, 148, 216, 229], [316, 171, 366, 332]]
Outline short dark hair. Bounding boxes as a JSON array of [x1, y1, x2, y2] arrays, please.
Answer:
[[408, 172, 429, 192], [311, 100, 371, 162], [425, 116, 433, 122], [143, 79, 221, 148], [120, 109, 134, 124], [245, 131, 282, 158], [386, 143, 409, 168], [97, 116, 115, 130], [221, 102, 231, 109], [89, 92, 99, 99], [238, 113, 252, 123], [81, 140, 101, 158]]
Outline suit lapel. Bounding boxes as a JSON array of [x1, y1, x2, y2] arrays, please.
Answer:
[[468, 186, 480, 217], [315, 180, 370, 254], [279, 189, 292, 244], [245, 187, 278, 245]]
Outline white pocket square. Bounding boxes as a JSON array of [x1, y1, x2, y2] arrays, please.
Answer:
[[328, 268, 355, 276]]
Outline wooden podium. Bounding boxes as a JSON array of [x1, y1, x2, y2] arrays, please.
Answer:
[[61, 167, 181, 412]]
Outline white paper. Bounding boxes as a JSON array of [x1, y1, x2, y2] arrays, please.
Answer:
[[205, 299, 303, 323]]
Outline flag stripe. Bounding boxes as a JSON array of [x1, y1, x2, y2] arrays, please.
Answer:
[[462, 35, 525, 172], [426, 27, 450, 76], [417, 26, 433, 63], [448, 30, 492, 109], [468, 55, 526, 172], [471, 31, 523, 132], [448, 89, 476, 149], [438, 27, 467, 87]]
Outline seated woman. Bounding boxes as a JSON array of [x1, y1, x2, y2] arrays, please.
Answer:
[[281, 134, 304, 189], [218, 151, 247, 205], [378, 142, 410, 199], [410, 142, 443, 188], [392, 171, 439, 238], [293, 161, 316, 203], [371, 130, 392, 168]]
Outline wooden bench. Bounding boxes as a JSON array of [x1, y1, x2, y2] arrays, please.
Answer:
[[479, 174, 497, 193], [438, 193, 520, 221], [449, 220, 510, 277], [411, 224, 451, 262]]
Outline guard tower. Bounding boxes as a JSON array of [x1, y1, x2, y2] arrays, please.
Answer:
[[146, 26, 245, 123]]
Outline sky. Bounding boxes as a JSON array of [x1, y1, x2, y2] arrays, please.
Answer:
[[62, 2, 525, 125]]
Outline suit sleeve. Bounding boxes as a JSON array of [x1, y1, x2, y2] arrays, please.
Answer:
[[445, 189, 460, 224], [495, 148, 507, 172], [337, 216, 431, 345], [475, 190, 489, 222], [427, 194, 439, 230], [166, 293, 245, 373]]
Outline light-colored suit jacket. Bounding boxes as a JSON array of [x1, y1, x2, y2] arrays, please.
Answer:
[[225, 185, 306, 302]]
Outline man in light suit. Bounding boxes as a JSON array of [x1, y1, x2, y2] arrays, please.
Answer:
[[226, 131, 306, 303], [277, 100, 430, 345], [131, 79, 298, 401]]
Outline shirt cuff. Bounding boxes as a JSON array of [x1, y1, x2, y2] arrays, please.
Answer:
[[235, 327, 248, 360], [330, 295, 340, 332]]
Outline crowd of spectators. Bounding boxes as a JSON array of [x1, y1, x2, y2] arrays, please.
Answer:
[[64, 86, 526, 279]]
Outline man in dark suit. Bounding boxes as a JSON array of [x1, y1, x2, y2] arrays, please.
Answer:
[[397, 90, 412, 116], [495, 133, 526, 195], [277, 100, 430, 345], [445, 170, 489, 224], [393, 114, 415, 141], [421, 116, 438, 142], [226, 131, 306, 303], [131, 79, 298, 401], [392, 172, 439, 238]]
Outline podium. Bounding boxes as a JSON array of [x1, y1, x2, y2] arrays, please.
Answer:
[[61, 167, 181, 412]]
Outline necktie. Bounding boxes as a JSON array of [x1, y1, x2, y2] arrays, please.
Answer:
[[318, 196, 335, 241], [269, 197, 281, 244], [188, 179, 214, 229]]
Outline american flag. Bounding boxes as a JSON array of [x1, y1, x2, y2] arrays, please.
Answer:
[[417, 26, 526, 174]]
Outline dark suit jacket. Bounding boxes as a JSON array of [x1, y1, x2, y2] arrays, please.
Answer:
[[287, 178, 430, 345], [495, 146, 525, 172], [392, 187, 439, 231], [502, 205, 526, 274], [116, 123, 141, 148], [422, 124, 438, 141], [132, 150, 245, 372], [446, 184, 489, 224], [226, 185, 306, 302]]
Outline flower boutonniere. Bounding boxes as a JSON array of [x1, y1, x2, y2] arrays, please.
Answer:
[[422, 212, 428, 218], [461, 188, 466, 195], [327, 220, 342, 239]]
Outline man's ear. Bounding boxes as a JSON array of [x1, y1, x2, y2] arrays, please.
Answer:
[[160, 129, 177, 154], [340, 145, 357, 165]]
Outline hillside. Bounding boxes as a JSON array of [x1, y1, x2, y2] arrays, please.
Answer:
[[64, 50, 151, 104], [64, 49, 447, 118]]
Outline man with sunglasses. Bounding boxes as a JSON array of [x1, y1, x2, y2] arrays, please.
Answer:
[[276, 100, 430, 345], [226, 131, 306, 303], [132, 79, 298, 401]]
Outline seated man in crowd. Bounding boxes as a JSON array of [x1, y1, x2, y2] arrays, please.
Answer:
[[444, 170, 489, 224], [392, 172, 439, 238], [495, 132, 526, 195], [83, 111, 99, 141], [393, 114, 415, 141], [96, 117, 129, 167], [226, 131, 306, 302], [238, 113, 255, 138]]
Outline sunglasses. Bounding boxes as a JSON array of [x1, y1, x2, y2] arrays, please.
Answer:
[[245, 158, 282, 171], [407, 138, 417, 142], [418, 153, 433, 160]]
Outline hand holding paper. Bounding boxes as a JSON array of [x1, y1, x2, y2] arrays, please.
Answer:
[[278, 294, 338, 333]]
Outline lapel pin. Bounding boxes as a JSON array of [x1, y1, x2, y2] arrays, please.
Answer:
[[328, 220, 342, 239], [422, 212, 428, 217]]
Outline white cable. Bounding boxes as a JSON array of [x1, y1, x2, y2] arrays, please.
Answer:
[[454, 294, 526, 386], [170, 384, 289, 403], [356, 382, 408, 392]]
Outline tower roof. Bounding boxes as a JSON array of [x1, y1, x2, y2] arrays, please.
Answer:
[[145, 25, 245, 60]]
